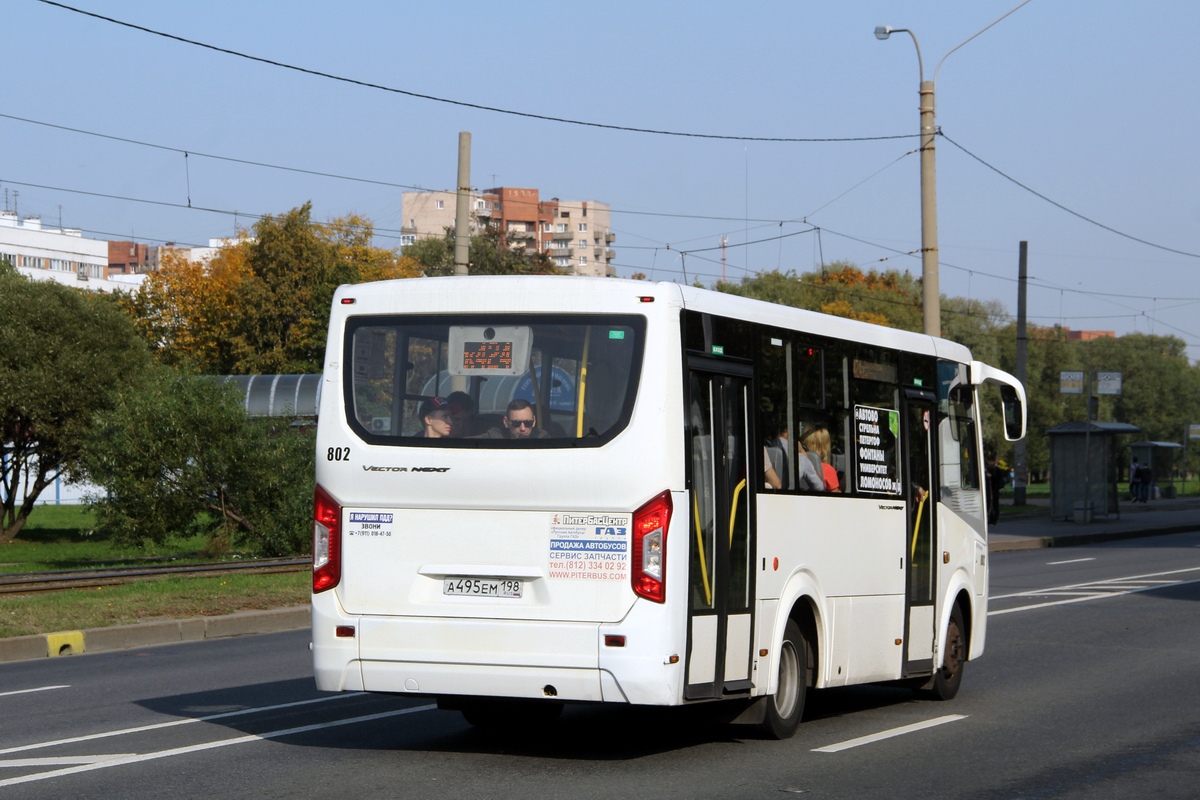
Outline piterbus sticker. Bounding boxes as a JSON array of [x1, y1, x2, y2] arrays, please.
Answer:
[[347, 511, 394, 538], [548, 513, 631, 580]]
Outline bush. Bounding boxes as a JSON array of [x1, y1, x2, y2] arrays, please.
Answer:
[[81, 368, 314, 556]]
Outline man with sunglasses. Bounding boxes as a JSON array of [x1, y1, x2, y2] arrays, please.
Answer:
[[478, 398, 548, 440]]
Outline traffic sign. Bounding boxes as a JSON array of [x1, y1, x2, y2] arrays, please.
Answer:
[[1059, 371, 1084, 395]]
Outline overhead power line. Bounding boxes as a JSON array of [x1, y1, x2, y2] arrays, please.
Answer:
[[37, 0, 914, 144], [0, 113, 431, 191], [941, 133, 1200, 260]]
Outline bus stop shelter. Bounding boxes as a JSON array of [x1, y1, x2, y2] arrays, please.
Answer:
[[1047, 421, 1140, 522], [1128, 441, 1184, 499], [217, 374, 322, 420]]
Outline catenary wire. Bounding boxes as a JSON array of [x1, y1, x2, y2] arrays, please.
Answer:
[[35, 0, 916, 145]]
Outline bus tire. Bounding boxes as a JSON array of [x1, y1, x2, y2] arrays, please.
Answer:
[[761, 619, 809, 739], [928, 604, 966, 701]]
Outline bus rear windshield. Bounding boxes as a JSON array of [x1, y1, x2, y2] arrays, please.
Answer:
[[344, 314, 646, 447]]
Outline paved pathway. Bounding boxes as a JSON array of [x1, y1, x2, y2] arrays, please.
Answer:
[[989, 494, 1200, 552]]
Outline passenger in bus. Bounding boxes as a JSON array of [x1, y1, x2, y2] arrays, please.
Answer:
[[419, 396, 453, 438], [765, 423, 824, 491], [477, 399, 548, 440], [764, 448, 783, 490], [801, 426, 840, 492], [447, 391, 485, 437], [793, 436, 826, 492]]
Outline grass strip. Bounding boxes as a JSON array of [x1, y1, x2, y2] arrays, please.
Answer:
[[0, 571, 309, 639]]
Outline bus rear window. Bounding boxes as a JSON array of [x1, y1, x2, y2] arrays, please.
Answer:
[[344, 314, 645, 447]]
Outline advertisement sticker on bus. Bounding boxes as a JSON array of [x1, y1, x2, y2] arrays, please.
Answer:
[[346, 511, 395, 538], [548, 513, 631, 580]]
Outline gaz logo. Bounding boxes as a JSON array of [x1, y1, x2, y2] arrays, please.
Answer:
[[594, 526, 628, 536]]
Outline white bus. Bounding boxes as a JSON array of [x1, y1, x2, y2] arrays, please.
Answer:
[[312, 276, 1025, 738]]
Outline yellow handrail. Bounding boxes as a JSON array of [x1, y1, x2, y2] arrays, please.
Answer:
[[693, 491, 712, 606], [575, 326, 591, 438], [729, 478, 746, 547], [910, 494, 928, 559]]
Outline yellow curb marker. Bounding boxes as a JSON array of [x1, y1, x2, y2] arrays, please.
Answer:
[[46, 631, 85, 657]]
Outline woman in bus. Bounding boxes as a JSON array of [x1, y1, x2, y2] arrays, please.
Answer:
[[800, 426, 840, 493]]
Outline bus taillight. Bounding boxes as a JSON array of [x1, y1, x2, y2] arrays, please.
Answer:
[[313, 484, 342, 593], [632, 490, 672, 603]]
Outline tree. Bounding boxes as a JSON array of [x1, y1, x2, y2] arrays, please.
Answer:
[[0, 268, 151, 543], [718, 264, 923, 331], [122, 241, 251, 373], [123, 204, 417, 374], [80, 367, 314, 555], [404, 226, 561, 276]]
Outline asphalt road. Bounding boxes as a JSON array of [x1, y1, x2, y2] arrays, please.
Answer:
[[4, 530, 1200, 799]]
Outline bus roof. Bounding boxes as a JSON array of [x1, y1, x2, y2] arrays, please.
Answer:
[[333, 275, 973, 364]]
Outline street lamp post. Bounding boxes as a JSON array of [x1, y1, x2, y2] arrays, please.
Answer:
[[875, 25, 939, 338], [875, 1, 1032, 339]]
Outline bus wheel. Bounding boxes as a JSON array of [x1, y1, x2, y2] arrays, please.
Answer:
[[928, 604, 966, 701], [761, 619, 809, 739]]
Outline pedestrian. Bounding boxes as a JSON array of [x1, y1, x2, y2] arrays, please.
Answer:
[[985, 449, 1006, 526]]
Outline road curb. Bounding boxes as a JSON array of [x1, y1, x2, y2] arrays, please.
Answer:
[[0, 606, 310, 664], [989, 523, 1200, 553]]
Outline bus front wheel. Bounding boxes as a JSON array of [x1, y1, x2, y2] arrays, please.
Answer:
[[761, 619, 810, 739], [927, 604, 966, 701]]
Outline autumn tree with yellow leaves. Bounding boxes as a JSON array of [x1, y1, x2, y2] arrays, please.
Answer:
[[125, 203, 419, 374]]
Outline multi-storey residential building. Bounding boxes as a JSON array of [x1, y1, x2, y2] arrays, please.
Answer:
[[0, 210, 143, 292], [401, 187, 616, 277], [108, 240, 160, 274]]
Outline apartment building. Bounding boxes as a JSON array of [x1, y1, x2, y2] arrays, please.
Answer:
[[108, 240, 160, 275], [0, 210, 143, 292], [401, 187, 616, 277]]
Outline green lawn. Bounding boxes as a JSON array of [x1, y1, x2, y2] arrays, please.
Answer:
[[0, 571, 310, 638], [3, 505, 254, 573], [0, 504, 311, 638]]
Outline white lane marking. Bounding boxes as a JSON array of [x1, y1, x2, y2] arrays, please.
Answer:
[[0, 756, 135, 768], [991, 566, 1200, 600], [990, 577, 1200, 616], [0, 704, 436, 788], [1046, 557, 1095, 566], [0, 693, 361, 756], [813, 715, 966, 753], [0, 685, 70, 699]]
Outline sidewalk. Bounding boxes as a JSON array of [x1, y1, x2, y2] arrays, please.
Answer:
[[989, 494, 1200, 552]]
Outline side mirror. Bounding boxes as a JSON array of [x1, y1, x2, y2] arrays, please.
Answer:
[[1000, 384, 1024, 442]]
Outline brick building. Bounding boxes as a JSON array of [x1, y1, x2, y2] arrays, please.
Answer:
[[401, 187, 616, 277]]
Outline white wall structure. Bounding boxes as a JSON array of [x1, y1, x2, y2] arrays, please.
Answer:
[[0, 210, 145, 293]]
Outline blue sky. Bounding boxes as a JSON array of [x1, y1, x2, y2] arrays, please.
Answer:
[[5, 1, 1199, 359]]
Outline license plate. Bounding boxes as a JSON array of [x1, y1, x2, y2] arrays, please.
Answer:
[[443, 577, 522, 598]]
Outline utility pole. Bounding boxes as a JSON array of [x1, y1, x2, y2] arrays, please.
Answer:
[[453, 132, 471, 277], [1013, 241, 1028, 506]]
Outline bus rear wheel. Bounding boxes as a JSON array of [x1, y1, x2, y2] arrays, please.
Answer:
[[927, 604, 966, 701], [761, 619, 810, 739]]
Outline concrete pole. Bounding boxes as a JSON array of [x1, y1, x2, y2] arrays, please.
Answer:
[[919, 80, 940, 337], [1013, 241, 1028, 505], [453, 132, 471, 277]]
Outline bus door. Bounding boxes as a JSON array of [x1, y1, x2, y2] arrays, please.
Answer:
[[684, 363, 755, 700], [903, 388, 939, 674]]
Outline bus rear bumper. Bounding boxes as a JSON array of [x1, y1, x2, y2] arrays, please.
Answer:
[[359, 660, 607, 702], [313, 596, 679, 704]]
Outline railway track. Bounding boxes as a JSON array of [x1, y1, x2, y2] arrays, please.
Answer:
[[0, 557, 310, 594]]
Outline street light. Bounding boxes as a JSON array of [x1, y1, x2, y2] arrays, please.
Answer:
[[875, 1, 1032, 338]]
